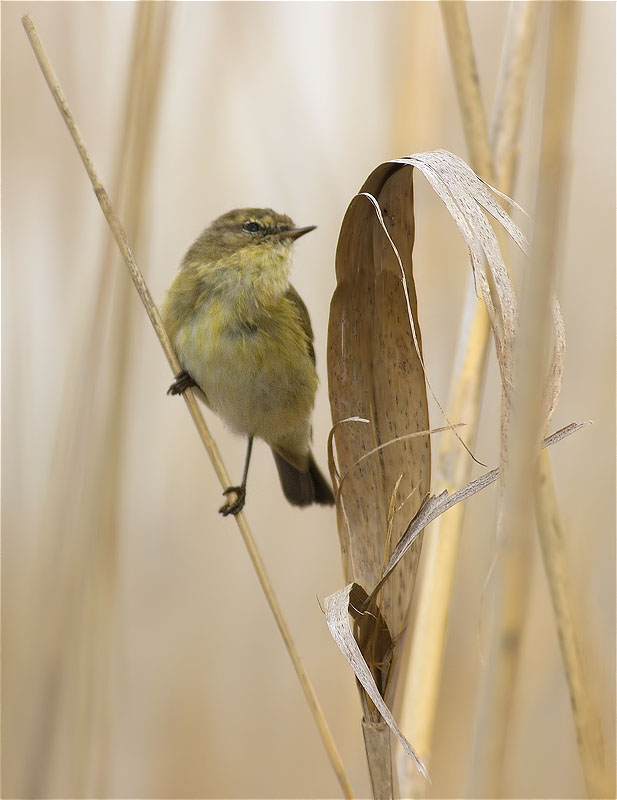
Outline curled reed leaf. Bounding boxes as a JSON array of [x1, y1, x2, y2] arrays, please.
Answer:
[[328, 162, 431, 796], [374, 421, 588, 597], [324, 584, 429, 782], [328, 163, 431, 701]]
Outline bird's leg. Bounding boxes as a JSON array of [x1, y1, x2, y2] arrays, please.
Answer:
[[167, 370, 197, 395], [220, 435, 254, 516]]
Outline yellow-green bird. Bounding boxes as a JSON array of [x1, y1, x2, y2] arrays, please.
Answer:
[[161, 208, 335, 516]]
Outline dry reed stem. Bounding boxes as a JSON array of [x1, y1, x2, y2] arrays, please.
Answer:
[[21, 15, 353, 799], [489, 4, 540, 190], [398, 5, 538, 796], [535, 451, 613, 798], [467, 4, 572, 792], [440, 4, 535, 795], [469, 4, 610, 797], [529, 8, 611, 797], [85, 6, 173, 793], [440, 1, 494, 180], [391, 3, 444, 154]]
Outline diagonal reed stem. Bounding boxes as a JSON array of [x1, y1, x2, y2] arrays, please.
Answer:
[[21, 14, 353, 799], [398, 4, 538, 796]]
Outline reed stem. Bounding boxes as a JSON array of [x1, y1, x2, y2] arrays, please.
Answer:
[[398, 5, 538, 796], [531, 6, 611, 796]]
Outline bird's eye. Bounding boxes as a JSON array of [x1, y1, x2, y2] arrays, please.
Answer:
[[243, 221, 261, 233]]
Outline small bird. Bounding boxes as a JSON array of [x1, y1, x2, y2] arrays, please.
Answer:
[[161, 208, 335, 516]]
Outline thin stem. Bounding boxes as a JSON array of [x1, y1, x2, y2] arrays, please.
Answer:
[[440, 1, 495, 181], [21, 15, 353, 799], [490, 3, 540, 189]]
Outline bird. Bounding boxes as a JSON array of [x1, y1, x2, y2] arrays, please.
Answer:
[[161, 207, 335, 516]]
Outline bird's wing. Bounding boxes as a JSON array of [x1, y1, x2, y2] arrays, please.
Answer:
[[285, 284, 316, 365]]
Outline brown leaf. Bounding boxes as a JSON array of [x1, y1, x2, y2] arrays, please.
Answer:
[[371, 421, 589, 597], [328, 163, 431, 708], [324, 584, 429, 782]]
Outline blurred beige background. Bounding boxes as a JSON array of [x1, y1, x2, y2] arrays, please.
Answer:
[[2, 2, 614, 798]]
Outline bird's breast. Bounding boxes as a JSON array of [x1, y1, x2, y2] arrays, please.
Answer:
[[174, 297, 316, 442]]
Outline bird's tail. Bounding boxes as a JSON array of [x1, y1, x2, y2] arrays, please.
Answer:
[[272, 450, 335, 507]]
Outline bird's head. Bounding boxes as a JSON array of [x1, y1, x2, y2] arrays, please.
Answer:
[[204, 208, 316, 257], [179, 208, 316, 299]]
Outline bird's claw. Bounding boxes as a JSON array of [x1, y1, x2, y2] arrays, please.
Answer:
[[167, 370, 197, 395], [219, 485, 246, 516]]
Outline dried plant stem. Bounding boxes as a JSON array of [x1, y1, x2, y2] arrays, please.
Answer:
[[469, 5, 610, 798], [440, 1, 494, 180], [398, 4, 538, 796], [397, 301, 491, 800], [22, 15, 353, 799], [468, 5, 574, 793], [439, 1, 508, 337], [489, 3, 540, 188], [535, 451, 612, 798], [86, 6, 172, 794], [530, 8, 611, 797]]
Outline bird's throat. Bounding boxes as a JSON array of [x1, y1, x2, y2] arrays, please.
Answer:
[[206, 241, 293, 314]]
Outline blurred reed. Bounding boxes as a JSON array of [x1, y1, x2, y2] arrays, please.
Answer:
[[520, 5, 610, 797], [86, 6, 172, 790], [10, 7, 170, 796]]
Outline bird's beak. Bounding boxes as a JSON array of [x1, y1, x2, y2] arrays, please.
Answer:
[[274, 225, 316, 241]]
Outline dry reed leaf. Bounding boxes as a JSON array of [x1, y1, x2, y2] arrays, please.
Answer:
[[333, 423, 464, 501], [401, 151, 566, 451], [329, 163, 430, 690], [326, 150, 570, 786], [375, 421, 587, 593], [328, 163, 430, 795], [324, 584, 428, 781]]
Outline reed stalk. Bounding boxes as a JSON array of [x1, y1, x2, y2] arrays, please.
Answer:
[[462, 4, 610, 797], [398, 4, 538, 795], [22, 14, 353, 799], [530, 7, 611, 796], [535, 451, 612, 798], [466, 5, 573, 792], [85, 5, 173, 793]]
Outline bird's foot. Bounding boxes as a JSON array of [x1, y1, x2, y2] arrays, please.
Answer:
[[219, 485, 246, 516], [167, 370, 197, 395]]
